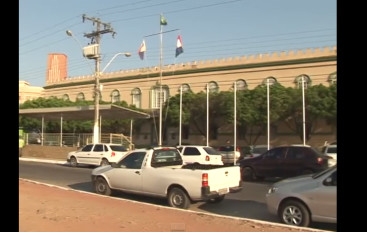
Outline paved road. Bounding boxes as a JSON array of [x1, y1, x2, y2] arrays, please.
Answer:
[[19, 159, 336, 231]]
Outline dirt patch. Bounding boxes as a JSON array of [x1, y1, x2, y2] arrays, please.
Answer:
[[19, 179, 328, 232], [22, 145, 76, 160]]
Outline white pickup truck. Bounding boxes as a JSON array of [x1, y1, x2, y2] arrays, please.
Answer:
[[91, 146, 242, 209]]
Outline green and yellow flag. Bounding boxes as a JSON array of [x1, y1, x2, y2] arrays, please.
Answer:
[[160, 14, 167, 26]]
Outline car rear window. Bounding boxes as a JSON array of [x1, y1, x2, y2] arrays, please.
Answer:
[[110, 145, 128, 152], [203, 147, 222, 155], [327, 147, 337, 153], [218, 146, 235, 152]]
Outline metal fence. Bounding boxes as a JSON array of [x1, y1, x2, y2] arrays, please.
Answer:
[[25, 133, 133, 149]]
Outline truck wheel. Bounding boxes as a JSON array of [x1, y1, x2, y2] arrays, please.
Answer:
[[100, 158, 110, 166], [208, 195, 225, 203], [168, 187, 190, 209], [70, 157, 78, 167], [95, 177, 111, 196]]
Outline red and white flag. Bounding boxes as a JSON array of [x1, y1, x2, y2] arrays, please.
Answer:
[[175, 35, 183, 58], [138, 40, 146, 60]]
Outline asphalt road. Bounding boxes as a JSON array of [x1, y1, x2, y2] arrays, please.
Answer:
[[19, 160, 336, 231]]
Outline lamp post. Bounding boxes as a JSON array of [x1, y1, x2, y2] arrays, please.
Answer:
[[66, 30, 131, 143]]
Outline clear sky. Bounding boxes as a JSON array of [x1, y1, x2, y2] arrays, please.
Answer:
[[19, 0, 336, 87]]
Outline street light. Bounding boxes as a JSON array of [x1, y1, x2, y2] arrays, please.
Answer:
[[66, 30, 131, 143]]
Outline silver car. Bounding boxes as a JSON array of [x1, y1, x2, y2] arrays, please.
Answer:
[[266, 165, 336, 227]]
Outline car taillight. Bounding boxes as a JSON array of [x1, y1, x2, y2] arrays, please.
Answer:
[[317, 157, 324, 165], [111, 152, 115, 157], [202, 173, 208, 187], [205, 155, 210, 161]]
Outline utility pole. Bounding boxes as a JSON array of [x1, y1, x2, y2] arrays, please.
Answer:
[[82, 14, 116, 144]]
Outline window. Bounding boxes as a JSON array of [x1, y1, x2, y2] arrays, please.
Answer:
[[62, 94, 69, 101], [328, 72, 337, 85], [151, 86, 169, 109], [286, 147, 306, 159], [179, 84, 191, 93], [183, 147, 200, 156], [262, 77, 277, 86], [131, 88, 141, 108], [76, 93, 85, 101], [295, 75, 311, 89], [93, 144, 104, 152], [119, 152, 146, 169], [207, 81, 219, 93], [81, 144, 93, 152], [93, 89, 102, 102], [111, 90, 120, 103], [264, 148, 284, 159], [235, 79, 248, 90]]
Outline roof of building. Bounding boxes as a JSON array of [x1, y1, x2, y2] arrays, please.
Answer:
[[19, 104, 150, 120]]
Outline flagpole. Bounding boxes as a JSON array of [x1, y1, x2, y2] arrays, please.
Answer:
[[159, 15, 163, 146], [179, 85, 182, 146]]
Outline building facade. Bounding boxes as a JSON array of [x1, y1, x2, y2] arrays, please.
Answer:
[[19, 81, 44, 105], [27, 46, 337, 148]]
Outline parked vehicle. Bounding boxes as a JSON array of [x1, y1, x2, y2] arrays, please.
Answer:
[[217, 145, 241, 165], [91, 146, 242, 209], [67, 143, 129, 167], [321, 144, 337, 167], [238, 145, 329, 181], [28, 130, 41, 144], [266, 166, 337, 227], [243, 145, 270, 160], [19, 128, 25, 157], [176, 145, 224, 165]]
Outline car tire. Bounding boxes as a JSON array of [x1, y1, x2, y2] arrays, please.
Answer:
[[94, 177, 112, 196], [168, 187, 190, 209], [70, 156, 78, 167], [279, 200, 311, 227], [241, 167, 256, 181], [100, 158, 110, 166], [207, 195, 225, 203]]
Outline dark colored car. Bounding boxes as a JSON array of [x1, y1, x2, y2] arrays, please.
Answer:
[[238, 145, 329, 181]]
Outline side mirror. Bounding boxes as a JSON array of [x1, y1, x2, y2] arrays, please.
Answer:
[[111, 163, 119, 168]]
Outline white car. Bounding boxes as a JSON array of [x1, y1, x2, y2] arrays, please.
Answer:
[[321, 144, 337, 167], [176, 145, 224, 165], [67, 143, 129, 167]]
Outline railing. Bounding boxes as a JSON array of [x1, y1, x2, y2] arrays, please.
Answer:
[[25, 133, 133, 148]]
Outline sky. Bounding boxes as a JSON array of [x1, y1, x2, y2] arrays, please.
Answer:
[[19, 0, 337, 87]]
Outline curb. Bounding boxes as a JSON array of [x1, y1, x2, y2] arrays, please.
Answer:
[[19, 157, 68, 165]]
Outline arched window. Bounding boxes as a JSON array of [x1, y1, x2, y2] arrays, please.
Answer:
[[62, 94, 69, 101], [92, 89, 103, 102], [295, 75, 311, 89], [179, 83, 191, 93], [76, 93, 85, 101], [131, 88, 141, 108], [262, 77, 277, 86], [328, 72, 337, 85], [111, 90, 120, 103], [151, 85, 169, 109], [207, 81, 219, 93], [234, 79, 248, 90]]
